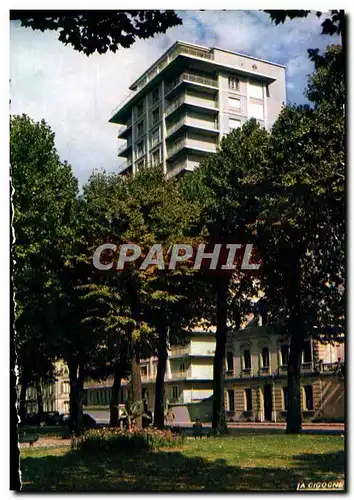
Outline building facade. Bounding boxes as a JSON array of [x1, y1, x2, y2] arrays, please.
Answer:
[[138, 331, 216, 411], [20, 324, 344, 424], [223, 317, 344, 423], [18, 360, 70, 415], [122, 320, 344, 424], [110, 40, 286, 178]]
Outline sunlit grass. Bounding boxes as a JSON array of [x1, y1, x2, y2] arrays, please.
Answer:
[[20, 433, 345, 492]]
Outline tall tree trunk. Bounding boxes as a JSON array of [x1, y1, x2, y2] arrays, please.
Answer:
[[286, 314, 305, 434], [212, 278, 229, 434], [110, 369, 122, 427], [11, 327, 21, 490], [77, 362, 85, 435], [35, 380, 43, 421], [68, 359, 79, 435], [19, 377, 28, 423], [131, 349, 142, 428], [154, 327, 168, 429]]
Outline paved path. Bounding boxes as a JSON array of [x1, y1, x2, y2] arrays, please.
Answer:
[[85, 410, 344, 435], [19, 437, 71, 449]]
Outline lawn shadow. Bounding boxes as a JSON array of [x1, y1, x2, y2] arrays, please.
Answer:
[[293, 450, 345, 474], [20, 446, 345, 492]]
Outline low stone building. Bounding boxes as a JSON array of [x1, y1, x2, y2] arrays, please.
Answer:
[[224, 318, 344, 423]]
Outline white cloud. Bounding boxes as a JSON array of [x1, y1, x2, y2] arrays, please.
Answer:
[[10, 11, 340, 185]]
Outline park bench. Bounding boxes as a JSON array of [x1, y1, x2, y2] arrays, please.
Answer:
[[19, 433, 39, 447], [192, 425, 211, 439]]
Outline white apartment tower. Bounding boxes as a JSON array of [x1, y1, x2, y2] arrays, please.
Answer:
[[110, 40, 286, 177]]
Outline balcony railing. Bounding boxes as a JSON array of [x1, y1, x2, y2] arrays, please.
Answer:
[[167, 136, 217, 159], [165, 72, 218, 95], [166, 117, 186, 137], [118, 158, 133, 174], [260, 366, 270, 375], [117, 118, 132, 137], [110, 46, 215, 118], [225, 370, 235, 378], [320, 361, 344, 373], [170, 368, 192, 379], [172, 45, 214, 62], [165, 95, 218, 118], [135, 47, 214, 93], [118, 139, 132, 155], [169, 345, 191, 357], [166, 162, 188, 179], [167, 137, 186, 159], [167, 116, 219, 138], [165, 96, 185, 117], [141, 372, 155, 382], [301, 361, 314, 371], [240, 368, 252, 377]]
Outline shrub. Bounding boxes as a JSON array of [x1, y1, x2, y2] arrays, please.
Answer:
[[75, 427, 185, 454]]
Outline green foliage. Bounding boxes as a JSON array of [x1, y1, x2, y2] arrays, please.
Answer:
[[75, 427, 184, 454], [264, 10, 345, 39], [11, 10, 182, 56], [11, 114, 78, 388], [254, 45, 344, 338]]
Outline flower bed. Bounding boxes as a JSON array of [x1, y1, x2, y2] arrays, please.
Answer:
[[74, 427, 185, 454]]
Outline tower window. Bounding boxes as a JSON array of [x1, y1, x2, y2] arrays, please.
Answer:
[[228, 76, 240, 91]]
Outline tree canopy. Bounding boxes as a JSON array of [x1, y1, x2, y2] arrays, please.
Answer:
[[10, 10, 182, 55]]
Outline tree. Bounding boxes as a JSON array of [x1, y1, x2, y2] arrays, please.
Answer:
[[182, 120, 269, 434], [108, 168, 202, 429], [264, 10, 345, 40], [264, 10, 345, 52], [78, 167, 205, 429], [254, 45, 344, 433], [11, 114, 78, 424], [10, 10, 182, 55]]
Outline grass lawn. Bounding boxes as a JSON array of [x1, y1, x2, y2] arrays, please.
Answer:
[[20, 432, 345, 492]]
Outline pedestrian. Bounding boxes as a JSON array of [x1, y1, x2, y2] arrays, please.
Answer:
[[193, 418, 203, 439], [166, 408, 175, 429]]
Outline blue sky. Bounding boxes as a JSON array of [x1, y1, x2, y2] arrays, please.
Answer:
[[10, 10, 340, 185]]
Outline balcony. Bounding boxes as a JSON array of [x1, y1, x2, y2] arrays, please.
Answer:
[[169, 345, 191, 358], [165, 95, 218, 118], [259, 366, 270, 375], [110, 46, 215, 122], [118, 138, 132, 157], [165, 72, 218, 97], [167, 136, 217, 161], [118, 158, 132, 175], [166, 115, 219, 140], [166, 161, 191, 179], [240, 368, 252, 378], [134, 47, 214, 94], [170, 368, 192, 380], [141, 372, 155, 382], [301, 361, 314, 372], [225, 370, 235, 378], [319, 361, 344, 374], [117, 118, 132, 138]]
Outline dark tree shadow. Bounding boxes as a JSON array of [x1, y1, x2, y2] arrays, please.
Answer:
[[20, 445, 345, 492]]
